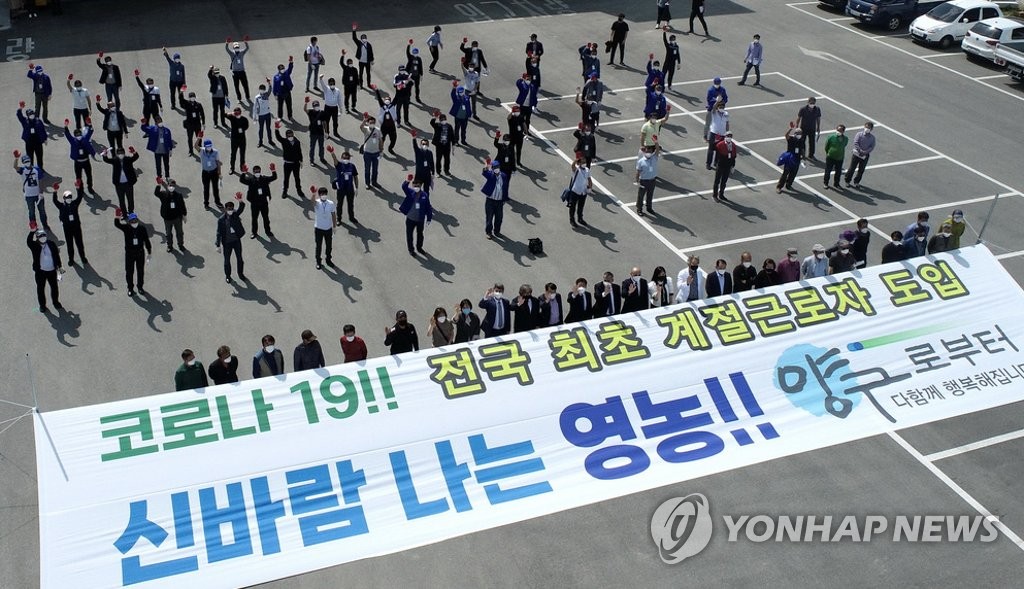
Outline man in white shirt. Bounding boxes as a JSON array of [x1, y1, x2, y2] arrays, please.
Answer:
[[252, 84, 273, 148], [675, 256, 705, 303], [567, 156, 592, 228], [312, 186, 337, 270], [304, 37, 324, 93], [66, 76, 92, 129]]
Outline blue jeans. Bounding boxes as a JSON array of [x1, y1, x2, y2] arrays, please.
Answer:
[[26, 196, 48, 226], [306, 63, 320, 91], [257, 114, 272, 144], [363, 152, 379, 185]]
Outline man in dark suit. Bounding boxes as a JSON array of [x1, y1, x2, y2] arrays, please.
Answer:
[[539, 282, 564, 327], [27, 228, 64, 312], [510, 284, 541, 333], [566, 278, 593, 323], [705, 258, 734, 298], [102, 147, 140, 213], [96, 53, 123, 108], [351, 26, 375, 87], [478, 283, 511, 338], [621, 266, 649, 313], [593, 271, 622, 317]]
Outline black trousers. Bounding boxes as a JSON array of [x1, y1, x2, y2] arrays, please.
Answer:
[[343, 85, 358, 111], [337, 188, 355, 220], [212, 97, 227, 126], [62, 221, 85, 262], [435, 144, 451, 174], [202, 169, 221, 206], [713, 161, 734, 197], [115, 184, 135, 213], [405, 218, 424, 252], [250, 202, 271, 234], [314, 227, 333, 263], [73, 159, 94, 188], [35, 269, 59, 307], [230, 140, 246, 171], [609, 40, 625, 63], [689, 8, 708, 34], [222, 240, 243, 278], [429, 46, 440, 70], [283, 162, 302, 195], [106, 130, 124, 151], [568, 192, 587, 222], [24, 142, 44, 170], [324, 105, 339, 134], [358, 62, 371, 86], [232, 71, 250, 101], [277, 91, 293, 119], [125, 248, 145, 289]]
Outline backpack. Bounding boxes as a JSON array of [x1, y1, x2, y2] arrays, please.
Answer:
[[528, 238, 544, 255]]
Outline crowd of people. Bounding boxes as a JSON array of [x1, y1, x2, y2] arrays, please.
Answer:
[[12, 9, 974, 389]]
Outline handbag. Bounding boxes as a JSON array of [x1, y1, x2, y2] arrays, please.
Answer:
[[357, 131, 372, 154], [561, 169, 580, 205]]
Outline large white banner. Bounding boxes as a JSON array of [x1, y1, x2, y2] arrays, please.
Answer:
[[36, 246, 1024, 588]]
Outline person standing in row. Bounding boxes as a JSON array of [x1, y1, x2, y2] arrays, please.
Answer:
[[134, 74, 163, 125], [153, 178, 186, 252], [341, 324, 368, 362], [515, 73, 538, 131], [454, 299, 481, 343], [305, 98, 327, 164], [594, 271, 622, 317], [52, 185, 87, 265], [174, 349, 208, 391], [352, 26, 375, 88], [851, 218, 871, 268], [15, 153, 48, 229], [312, 186, 337, 270], [66, 75, 92, 129], [304, 37, 324, 93], [140, 117, 173, 178], [705, 98, 728, 170], [97, 99, 127, 151], [253, 335, 285, 379], [359, 116, 382, 189], [777, 247, 801, 283], [162, 48, 186, 110], [510, 284, 540, 332], [649, 267, 672, 307], [427, 306, 455, 347], [429, 112, 455, 177], [385, 310, 419, 354], [330, 149, 360, 224], [621, 267, 649, 313], [755, 259, 779, 288], [226, 39, 251, 103], [689, 0, 709, 36], [662, 29, 682, 89], [481, 160, 510, 239], [96, 53, 123, 108], [27, 228, 64, 313], [406, 43, 425, 103], [844, 122, 875, 189], [449, 85, 472, 145], [943, 208, 966, 249], [216, 197, 246, 283], [63, 122, 96, 192], [208, 66, 229, 127], [567, 154, 592, 228], [275, 127, 304, 197], [341, 56, 360, 114], [675, 256, 704, 303], [114, 211, 151, 296], [540, 282, 564, 327], [411, 131, 435, 187], [179, 90, 205, 156], [103, 146, 139, 213], [608, 13, 629, 65], [801, 244, 828, 279], [319, 75, 342, 137], [239, 164, 277, 238], [656, 0, 672, 29], [712, 132, 738, 203], [573, 123, 597, 167], [822, 124, 848, 190], [733, 252, 756, 292], [881, 231, 906, 263], [479, 284, 511, 337], [706, 259, 733, 297], [208, 345, 239, 385], [399, 178, 433, 256], [928, 223, 955, 254], [737, 34, 763, 86], [17, 106, 47, 172], [27, 64, 53, 123], [776, 126, 802, 193], [294, 330, 326, 371], [227, 106, 249, 174], [252, 84, 274, 148], [566, 277, 593, 322]]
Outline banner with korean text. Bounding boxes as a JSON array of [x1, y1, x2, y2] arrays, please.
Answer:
[[36, 245, 1024, 588]]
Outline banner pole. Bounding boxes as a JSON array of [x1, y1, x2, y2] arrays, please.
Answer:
[[975, 193, 1000, 246]]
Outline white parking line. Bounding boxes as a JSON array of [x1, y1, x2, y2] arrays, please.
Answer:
[[827, 17, 855, 22], [499, 73, 771, 106], [920, 52, 966, 59], [786, 3, 1024, 104], [996, 249, 1024, 260], [925, 428, 1024, 462], [974, 74, 1007, 80], [594, 136, 784, 166], [680, 193, 1015, 253]]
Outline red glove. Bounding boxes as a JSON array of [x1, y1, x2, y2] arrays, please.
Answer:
[[13, 150, 20, 158], [64, 118, 70, 127], [68, 73, 74, 81], [134, 68, 140, 76], [243, 35, 250, 41], [527, 51, 533, 57], [411, 129, 418, 137], [407, 174, 414, 181], [288, 55, 293, 62], [128, 146, 136, 153], [649, 53, 654, 60], [226, 36, 232, 43], [74, 178, 82, 188], [28, 63, 34, 70], [666, 104, 672, 112], [495, 131, 502, 138], [341, 48, 347, 55], [485, 157, 492, 165], [156, 176, 164, 184], [19, 100, 26, 109], [369, 83, 376, 90], [114, 207, 122, 217], [362, 111, 369, 119], [309, 185, 316, 194], [235, 192, 243, 200], [241, 164, 249, 172], [181, 84, 187, 91], [197, 129, 204, 138], [652, 134, 659, 142], [326, 145, 334, 153], [789, 120, 796, 128], [304, 95, 310, 103], [52, 183, 60, 191], [577, 122, 582, 130], [98, 52, 104, 58], [433, 109, 440, 117], [85, 116, 92, 125], [351, 22, 358, 30], [29, 221, 38, 231], [139, 117, 147, 124], [452, 80, 459, 88], [409, 39, 414, 45], [463, 37, 468, 43], [269, 163, 276, 171], [95, 94, 102, 102], [274, 120, 281, 129]]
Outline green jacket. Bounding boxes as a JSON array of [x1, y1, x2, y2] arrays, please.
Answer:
[[175, 361, 209, 391], [824, 132, 848, 161]]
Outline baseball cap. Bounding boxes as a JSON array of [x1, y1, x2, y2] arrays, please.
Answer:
[[812, 243, 825, 252], [203, 139, 213, 147], [127, 212, 139, 221], [411, 48, 419, 55], [490, 160, 501, 168], [20, 155, 31, 164], [172, 52, 181, 59], [34, 65, 43, 72], [713, 76, 722, 84]]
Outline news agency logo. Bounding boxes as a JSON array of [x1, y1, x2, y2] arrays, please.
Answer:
[[649, 493, 713, 564], [651, 493, 1002, 564]]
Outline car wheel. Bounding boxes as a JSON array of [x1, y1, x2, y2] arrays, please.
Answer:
[[939, 36, 954, 49], [886, 15, 903, 31]]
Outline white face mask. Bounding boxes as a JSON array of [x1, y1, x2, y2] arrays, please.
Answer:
[[129, 222, 139, 228], [916, 236, 926, 242], [864, 128, 871, 135], [437, 316, 447, 324], [859, 228, 868, 234], [788, 254, 798, 261], [815, 253, 825, 260], [38, 236, 48, 243], [840, 249, 850, 255], [891, 240, 901, 246], [224, 356, 234, 364], [577, 286, 586, 294], [725, 138, 734, 145], [264, 345, 275, 354], [493, 291, 503, 299], [716, 269, 725, 275], [186, 359, 196, 366], [345, 335, 355, 342], [940, 232, 951, 238], [714, 84, 721, 89], [168, 186, 176, 192], [953, 215, 963, 223], [742, 261, 751, 268]]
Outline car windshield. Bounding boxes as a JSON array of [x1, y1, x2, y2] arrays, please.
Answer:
[[926, 4, 963, 23], [970, 23, 1001, 38]]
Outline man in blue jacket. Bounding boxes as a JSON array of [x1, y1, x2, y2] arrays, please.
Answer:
[[162, 48, 186, 109], [63, 122, 96, 192], [514, 73, 538, 130], [449, 84, 472, 145], [27, 64, 53, 123], [273, 58, 295, 121], [17, 105, 48, 171], [481, 160, 511, 239], [140, 118, 174, 178], [399, 178, 432, 256]]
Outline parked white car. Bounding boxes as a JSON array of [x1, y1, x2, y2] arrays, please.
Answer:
[[962, 17, 1024, 61], [909, 0, 1003, 48]]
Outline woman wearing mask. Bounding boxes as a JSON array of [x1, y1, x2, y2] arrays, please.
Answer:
[[453, 298, 481, 343], [755, 258, 779, 289], [427, 306, 455, 347], [648, 266, 672, 307]]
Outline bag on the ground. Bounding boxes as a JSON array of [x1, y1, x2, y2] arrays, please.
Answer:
[[528, 238, 544, 255]]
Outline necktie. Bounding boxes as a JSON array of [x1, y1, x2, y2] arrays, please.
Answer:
[[495, 302, 503, 330]]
